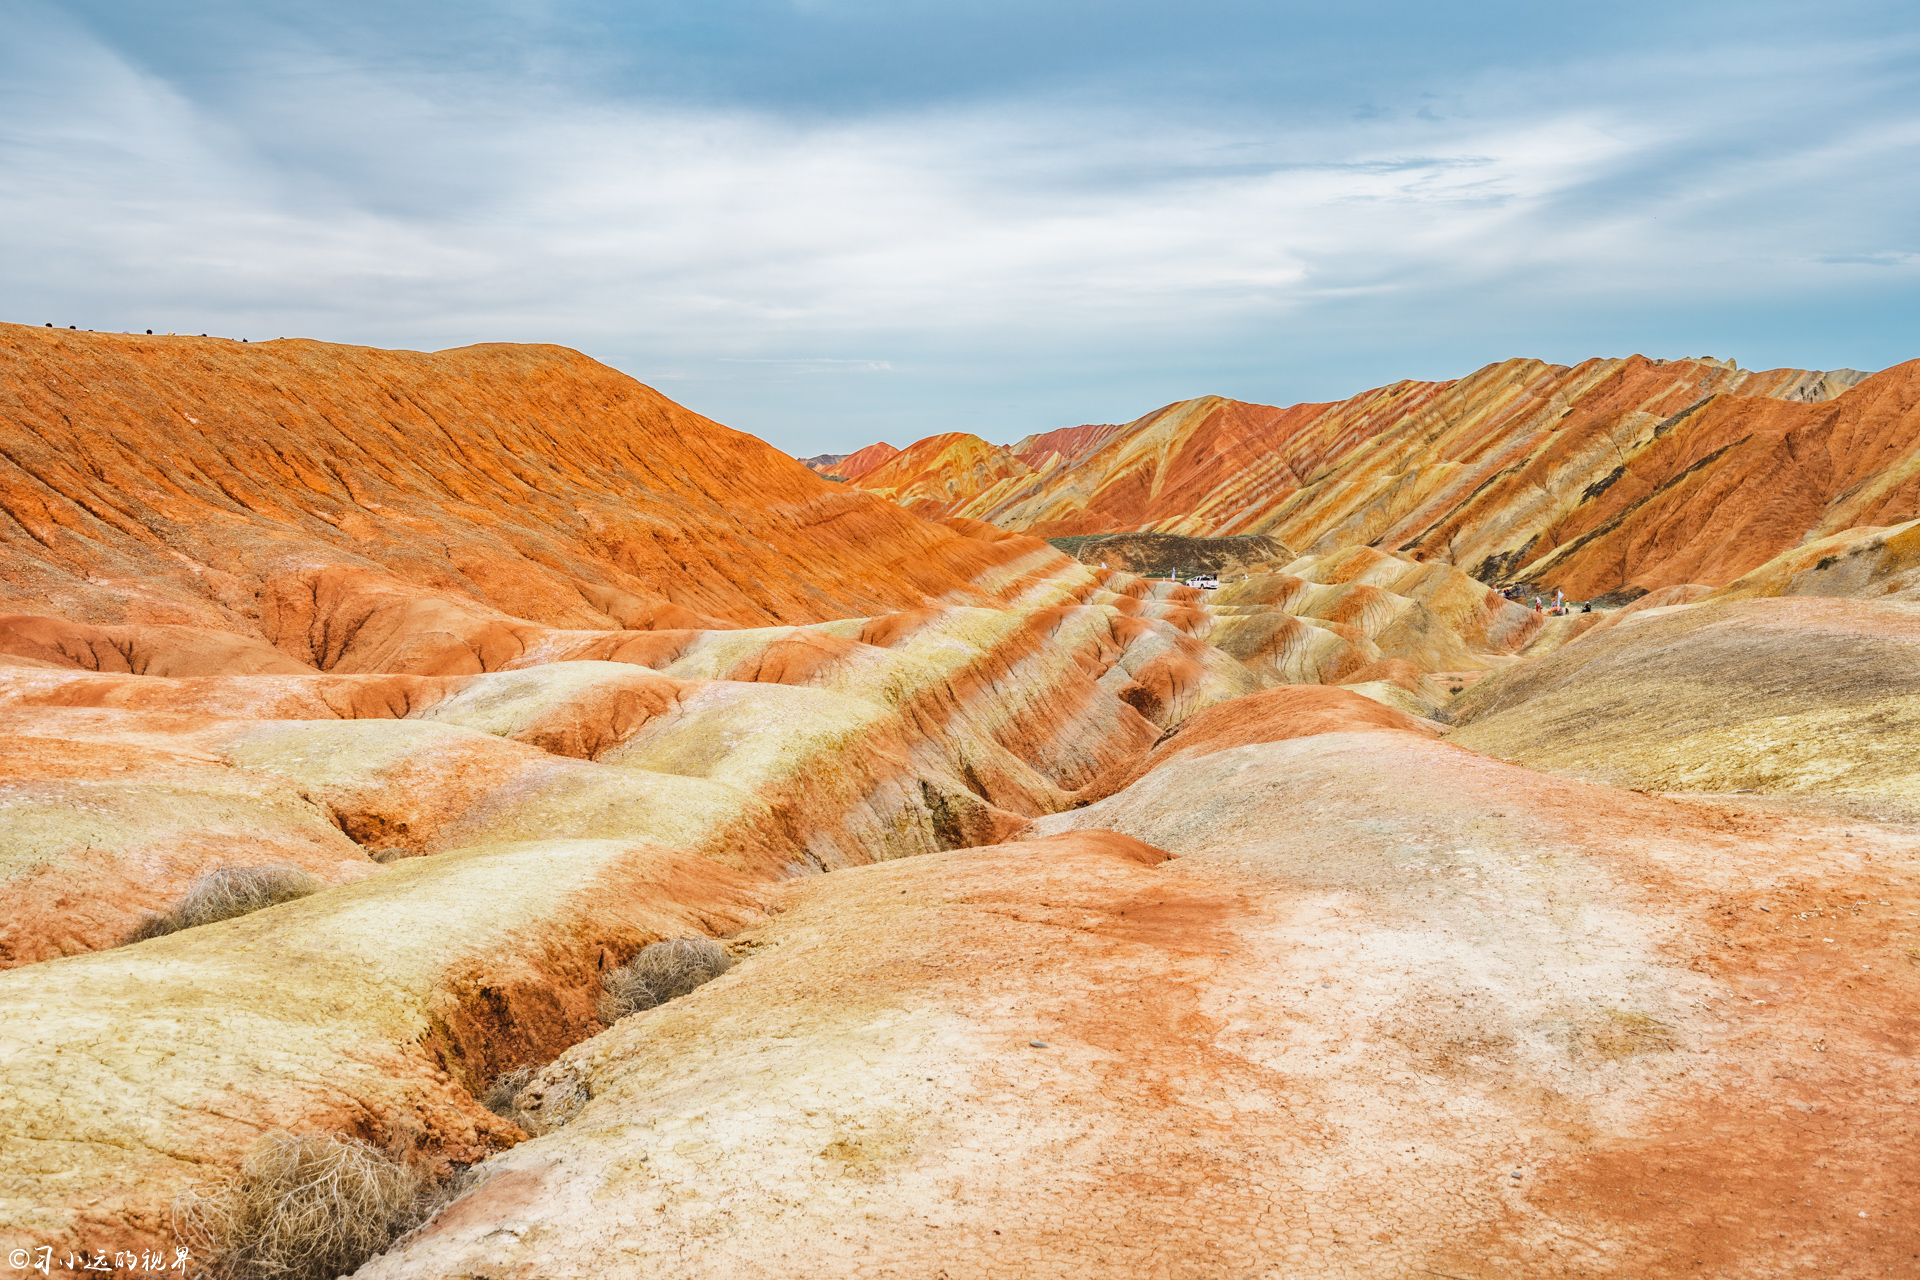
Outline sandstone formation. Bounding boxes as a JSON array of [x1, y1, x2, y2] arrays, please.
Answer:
[[800, 441, 899, 480], [841, 355, 1920, 600], [2, 328, 1914, 1280], [362, 720, 1920, 1278], [1047, 531, 1296, 579], [1448, 595, 1920, 823], [1197, 546, 1542, 703], [0, 324, 1067, 657]]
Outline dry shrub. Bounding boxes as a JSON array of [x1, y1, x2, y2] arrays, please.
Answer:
[[481, 1065, 535, 1119], [127, 864, 321, 942], [480, 1065, 536, 1129], [600, 936, 734, 1022], [176, 1131, 434, 1280], [478, 1062, 589, 1135]]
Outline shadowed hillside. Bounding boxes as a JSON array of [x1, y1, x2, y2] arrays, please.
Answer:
[[1046, 532, 1294, 579]]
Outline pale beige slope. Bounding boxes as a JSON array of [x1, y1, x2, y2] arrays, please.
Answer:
[[497, 603, 1252, 802], [0, 592, 1271, 1260], [1700, 516, 1920, 603], [0, 836, 765, 1258], [1028, 732, 1920, 1277], [0, 736, 379, 967], [0, 593, 1258, 961], [361, 733, 1920, 1280], [1446, 596, 1920, 821]]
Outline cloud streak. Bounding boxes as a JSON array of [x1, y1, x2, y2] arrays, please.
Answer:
[[3, 1, 1917, 450]]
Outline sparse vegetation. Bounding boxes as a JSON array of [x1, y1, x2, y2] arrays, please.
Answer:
[[482, 1065, 536, 1118], [125, 864, 322, 942], [481, 1062, 590, 1135], [174, 1131, 437, 1280], [1045, 531, 1293, 579], [480, 1065, 537, 1129], [599, 936, 734, 1022]]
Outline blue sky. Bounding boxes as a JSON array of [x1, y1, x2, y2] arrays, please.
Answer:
[[4, 1, 1917, 454]]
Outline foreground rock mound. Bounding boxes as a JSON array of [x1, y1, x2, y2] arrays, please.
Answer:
[[362, 745, 1920, 1279]]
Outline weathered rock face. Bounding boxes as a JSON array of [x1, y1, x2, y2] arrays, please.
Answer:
[[802, 440, 899, 479], [362, 716, 1920, 1280], [840, 355, 1920, 598], [4, 331, 1915, 1280], [1448, 595, 1920, 823], [0, 324, 1068, 663]]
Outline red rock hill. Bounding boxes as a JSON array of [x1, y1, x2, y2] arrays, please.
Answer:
[[843, 356, 1920, 597], [0, 326, 1059, 672]]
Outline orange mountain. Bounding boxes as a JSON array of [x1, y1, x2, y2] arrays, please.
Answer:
[[0, 326, 1063, 672], [800, 440, 900, 479], [832, 440, 901, 478], [845, 355, 1920, 598], [4, 327, 1919, 1278]]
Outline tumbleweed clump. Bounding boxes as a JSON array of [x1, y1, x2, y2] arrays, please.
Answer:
[[480, 1065, 537, 1129], [600, 936, 735, 1022], [175, 1131, 434, 1280], [483, 1074, 537, 1120], [126, 864, 322, 942]]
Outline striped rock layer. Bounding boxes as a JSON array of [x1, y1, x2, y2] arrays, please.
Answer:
[[1, 331, 1914, 1279], [0, 331, 1522, 1253], [0, 324, 1062, 657], [849, 355, 1920, 599], [803, 441, 900, 479]]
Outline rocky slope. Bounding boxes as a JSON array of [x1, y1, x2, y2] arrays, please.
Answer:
[[1448, 595, 1920, 823], [800, 441, 899, 480], [844, 355, 1920, 599], [365, 697, 1920, 1279], [2, 329, 1914, 1280], [1046, 531, 1296, 580], [0, 325, 1058, 662]]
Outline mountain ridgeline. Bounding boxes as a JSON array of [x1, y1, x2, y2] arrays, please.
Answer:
[[831, 355, 1920, 599]]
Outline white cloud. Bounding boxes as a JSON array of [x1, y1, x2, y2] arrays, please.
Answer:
[[2, 5, 1916, 448]]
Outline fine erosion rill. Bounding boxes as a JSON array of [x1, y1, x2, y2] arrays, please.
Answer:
[[2, 322, 1918, 1279]]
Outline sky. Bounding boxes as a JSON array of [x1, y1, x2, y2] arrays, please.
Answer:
[[3, 1, 1917, 455]]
